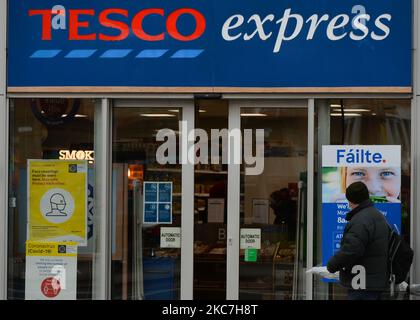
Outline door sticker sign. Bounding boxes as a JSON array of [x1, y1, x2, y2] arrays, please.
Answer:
[[240, 229, 261, 250], [160, 227, 181, 248], [28, 160, 88, 245]]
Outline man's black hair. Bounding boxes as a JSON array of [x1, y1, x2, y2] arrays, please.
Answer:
[[346, 181, 369, 204]]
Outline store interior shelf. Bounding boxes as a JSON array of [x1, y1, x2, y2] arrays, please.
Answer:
[[196, 170, 227, 175], [147, 168, 228, 175], [173, 193, 211, 197], [146, 168, 182, 173], [195, 193, 210, 197]]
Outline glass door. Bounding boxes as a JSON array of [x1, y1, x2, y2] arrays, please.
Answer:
[[193, 100, 229, 299], [110, 99, 194, 300], [227, 100, 309, 300]]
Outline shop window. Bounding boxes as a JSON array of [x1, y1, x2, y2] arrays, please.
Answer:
[[314, 99, 411, 300], [8, 98, 97, 300]]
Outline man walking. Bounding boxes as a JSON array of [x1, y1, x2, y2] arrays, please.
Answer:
[[327, 181, 390, 300]]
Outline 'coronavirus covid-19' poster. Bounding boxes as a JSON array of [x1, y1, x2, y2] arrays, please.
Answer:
[[25, 241, 77, 300]]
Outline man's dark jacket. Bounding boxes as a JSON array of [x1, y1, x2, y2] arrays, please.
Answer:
[[327, 200, 390, 290]]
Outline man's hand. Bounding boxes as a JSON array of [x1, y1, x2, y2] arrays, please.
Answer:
[[386, 196, 401, 203], [306, 266, 339, 279]]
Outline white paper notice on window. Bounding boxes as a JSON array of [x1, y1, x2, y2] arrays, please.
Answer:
[[160, 227, 181, 248], [207, 198, 225, 223], [240, 228, 261, 249], [252, 199, 269, 224]]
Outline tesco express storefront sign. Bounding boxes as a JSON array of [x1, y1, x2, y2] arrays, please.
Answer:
[[8, 0, 412, 89]]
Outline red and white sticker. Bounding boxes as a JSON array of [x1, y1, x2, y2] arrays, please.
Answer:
[[41, 277, 61, 298]]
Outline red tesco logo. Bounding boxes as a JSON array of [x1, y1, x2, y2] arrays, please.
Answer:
[[29, 7, 206, 42]]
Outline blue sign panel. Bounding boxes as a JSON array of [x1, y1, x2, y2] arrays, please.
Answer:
[[145, 183, 158, 202], [143, 182, 173, 224], [159, 183, 172, 202], [158, 204, 172, 223], [322, 202, 401, 271], [8, 0, 412, 88], [144, 203, 158, 223]]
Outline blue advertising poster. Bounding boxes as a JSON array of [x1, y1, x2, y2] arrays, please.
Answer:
[[143, 182, 173, 224], [322, 146, 401, 281], [8, 0, 412, 89]]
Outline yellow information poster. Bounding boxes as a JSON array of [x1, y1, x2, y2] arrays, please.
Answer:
[[28, 160, 87, 245]]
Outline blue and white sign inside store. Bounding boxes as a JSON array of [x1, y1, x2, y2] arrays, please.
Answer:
[[143, 182, 173, 224], [322, 145, 402, 281], [8, 0, 411, 89]]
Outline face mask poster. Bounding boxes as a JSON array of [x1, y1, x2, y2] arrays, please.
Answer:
[[321, 146, 401, 276], [27, 159, 88, 244]]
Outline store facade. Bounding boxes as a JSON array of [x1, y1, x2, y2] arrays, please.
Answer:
[[0, 0, 419, 300]]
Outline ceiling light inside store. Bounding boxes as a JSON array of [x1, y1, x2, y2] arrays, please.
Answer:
[[168, 109, 206, 113], [155, 129, 180, 134], [61, 114, 87, 118], [140, 114, 176, 117], [330, 113, 362, 117], [18, 126, 33, 133], [330, 104, 342, 108], [332, 109, 371, 113], [240, 113, 267, 117]]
